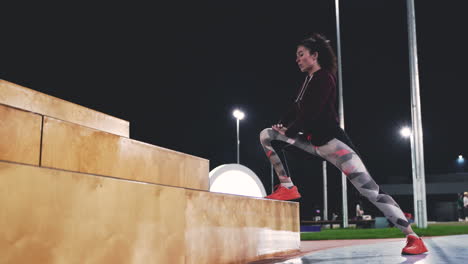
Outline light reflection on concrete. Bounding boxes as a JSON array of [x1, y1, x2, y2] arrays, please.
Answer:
[[256, 228, 301, 255], [276, 235, 468, 264]]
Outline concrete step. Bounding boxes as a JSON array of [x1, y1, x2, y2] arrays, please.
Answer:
[[0, 104, 42, 165], [0, 103, 208, 190], [41, 116, 209, 190], [0, 161, 300, 264], [0, 79, 129, 137]]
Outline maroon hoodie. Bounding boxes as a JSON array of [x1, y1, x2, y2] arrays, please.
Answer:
[[279, 68, 340, 145]]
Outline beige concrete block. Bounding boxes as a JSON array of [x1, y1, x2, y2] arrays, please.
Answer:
[[0, 161, 186, 264], [185, 191, 300, 264], [0, 79, 129, 137], [41, 117, 209, 190], [0, 104, 42, 165], [0, 162, 300, 264]]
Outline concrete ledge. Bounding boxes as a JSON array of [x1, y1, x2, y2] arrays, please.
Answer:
[[0, 79, 129, 137], [0, 161, 300, 264], [41, 117, 209, 190], [0, 104, 42, 165]]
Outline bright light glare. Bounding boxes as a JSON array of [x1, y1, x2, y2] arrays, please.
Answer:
[[277, 258, 303, 264], [210, 170, 263, 197], [459, 155, 464, 160], [400, 127, 412, 138], [209, 164, 266, 198], [233, 109, 245, 120]]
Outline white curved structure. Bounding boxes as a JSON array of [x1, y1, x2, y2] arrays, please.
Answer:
[[209, 164, 266, 198]]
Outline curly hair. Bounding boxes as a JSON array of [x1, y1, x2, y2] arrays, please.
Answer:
[[298, 33, 337, 74]]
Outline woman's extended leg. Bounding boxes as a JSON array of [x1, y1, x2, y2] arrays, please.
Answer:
[[314, 138, 414, 235], [260, 127, 415, 235]]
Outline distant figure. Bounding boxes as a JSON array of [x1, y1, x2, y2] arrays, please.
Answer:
[[332, 212, 338, 221], [259, 32, 428, 255], [356, 202, 364, 220], [313, 208, 321, 221], [464, 192, 468, 222], [457, 193, 465, 222]]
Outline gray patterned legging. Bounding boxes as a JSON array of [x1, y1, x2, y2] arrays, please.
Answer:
[[260, 128, 412, 234]]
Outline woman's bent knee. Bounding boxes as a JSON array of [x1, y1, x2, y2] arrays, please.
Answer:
[[260, 128, 273, 143]]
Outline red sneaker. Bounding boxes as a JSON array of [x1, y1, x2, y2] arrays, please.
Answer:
[[265, 185, 301, 201], [402, 235, 428, 255]]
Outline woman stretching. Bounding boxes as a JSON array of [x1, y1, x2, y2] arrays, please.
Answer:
[[260, 33, 428, 255]]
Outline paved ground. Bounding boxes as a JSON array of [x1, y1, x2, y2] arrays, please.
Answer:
[[249, 234, 468, 264]]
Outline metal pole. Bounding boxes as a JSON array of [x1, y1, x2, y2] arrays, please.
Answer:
[[409, 131, 418, 223], [335, 0, 348, 228], [236, 118, 240, 164], [406, 0, 427, 228], [323, 161, 328, 220]]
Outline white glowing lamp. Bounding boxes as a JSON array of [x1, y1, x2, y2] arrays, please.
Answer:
[[233, 109, 245, 120], [209, 164, 266, 198], [400, 127, 412, 138]]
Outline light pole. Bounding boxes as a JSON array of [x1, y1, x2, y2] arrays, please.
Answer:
[[335, 0, 348, 228], [233, 109, 245, 164], [407, 0, 428, 229], [400, 125, 427, 227]]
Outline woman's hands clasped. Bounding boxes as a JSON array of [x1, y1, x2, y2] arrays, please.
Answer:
[[272, 123, 287, 135]]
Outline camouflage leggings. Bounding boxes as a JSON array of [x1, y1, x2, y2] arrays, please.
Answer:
[[260, 128, 411, 233]]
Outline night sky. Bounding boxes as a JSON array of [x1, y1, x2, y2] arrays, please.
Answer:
[[2, 1, 467, 218]]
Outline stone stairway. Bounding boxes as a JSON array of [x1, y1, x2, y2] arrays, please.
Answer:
[[0, 79, 300, 264]]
